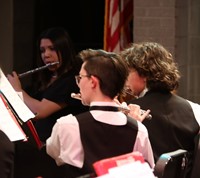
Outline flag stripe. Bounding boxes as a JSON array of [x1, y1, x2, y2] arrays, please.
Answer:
[[104, 0, 133, 53]]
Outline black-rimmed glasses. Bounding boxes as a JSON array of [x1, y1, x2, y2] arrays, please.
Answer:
[[75, 74, 91, 85]]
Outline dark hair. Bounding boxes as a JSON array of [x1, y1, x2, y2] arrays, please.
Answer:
[[78, 49, 128, 98], [37, 27, 82, 89], [121, 42, 180, 91]]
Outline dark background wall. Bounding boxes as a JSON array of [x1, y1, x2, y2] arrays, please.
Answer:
[[6, 0, 104, 88], [34, 0, 104, 53]]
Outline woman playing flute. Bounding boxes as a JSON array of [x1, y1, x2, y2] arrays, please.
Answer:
[[8, 27, 88, 141], [7, 27, 88, 178]]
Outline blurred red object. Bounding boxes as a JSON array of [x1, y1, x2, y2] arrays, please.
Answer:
[[93, 151, 145, 176]]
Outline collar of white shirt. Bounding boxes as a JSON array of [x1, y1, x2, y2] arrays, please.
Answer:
[[89, 101, 127, 126]]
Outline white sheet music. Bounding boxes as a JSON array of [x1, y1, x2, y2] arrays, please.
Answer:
[[0, 97, 27, 141], [96, 162, 156, 178], [107, 162, 156, 178], [0, 69, 35, 122]]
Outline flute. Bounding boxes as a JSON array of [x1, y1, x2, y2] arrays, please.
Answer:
[[71, 93, 130, 114], [71, 93, 152, 120], [18, 62, 59, 78]]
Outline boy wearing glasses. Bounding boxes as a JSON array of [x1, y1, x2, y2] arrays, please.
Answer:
[[46, 49, 154, 177]]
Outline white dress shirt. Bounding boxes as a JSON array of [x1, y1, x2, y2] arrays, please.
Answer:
[[46, 101, 155, 169], [187, 100, 200, 126]]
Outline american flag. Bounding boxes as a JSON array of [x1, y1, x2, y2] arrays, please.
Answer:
[[104, 0, 133, 53]]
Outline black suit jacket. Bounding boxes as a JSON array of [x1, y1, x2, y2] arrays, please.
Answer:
[[0, 130, 14, 178], [127, 90, 199, 161]]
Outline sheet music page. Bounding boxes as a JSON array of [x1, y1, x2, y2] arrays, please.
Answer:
[[0, 69, 35, 122], [0, 98, 27, 141], [108, 162, 156, 178]]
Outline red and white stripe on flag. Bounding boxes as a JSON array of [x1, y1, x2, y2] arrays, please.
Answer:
[[104, 0, 133, 53]]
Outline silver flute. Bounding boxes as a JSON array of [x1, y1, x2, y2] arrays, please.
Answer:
[[18, 62, 59, 78], [71, 93, 152, 120]]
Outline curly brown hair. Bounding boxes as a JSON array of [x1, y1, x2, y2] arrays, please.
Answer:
[[120, 42, 180, 91]]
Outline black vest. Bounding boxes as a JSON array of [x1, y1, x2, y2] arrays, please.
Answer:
[[128, 90, 200, 178], [63, 107, 138, 178]]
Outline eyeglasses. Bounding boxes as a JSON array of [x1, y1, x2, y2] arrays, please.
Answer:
[[75, 74, 91, 84]]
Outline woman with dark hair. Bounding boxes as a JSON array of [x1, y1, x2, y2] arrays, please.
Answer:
[[8, 27, 87, 142], [7, 27, 88, 177], [36, 27, 82, 92]]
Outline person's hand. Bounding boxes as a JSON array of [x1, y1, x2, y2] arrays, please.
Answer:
[[127, 103, 151, 122], [7, 71, 22, 92], [114, 97, 151, 122]]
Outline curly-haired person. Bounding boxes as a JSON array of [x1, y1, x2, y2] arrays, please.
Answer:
[[120, 42, 200, 178]]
